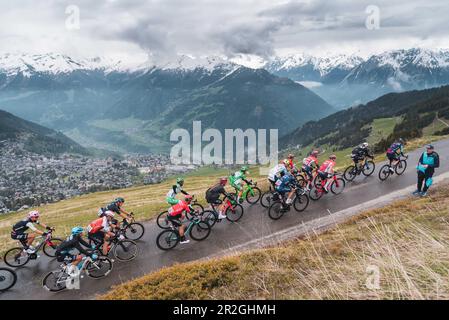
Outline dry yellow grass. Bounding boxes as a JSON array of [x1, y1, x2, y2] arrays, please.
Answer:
[[101, 183, 449, 300]]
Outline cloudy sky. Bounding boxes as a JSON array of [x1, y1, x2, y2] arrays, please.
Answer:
[[1, 0, 449, 63]]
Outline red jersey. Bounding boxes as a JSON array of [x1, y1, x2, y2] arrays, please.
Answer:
[[169, 200, 191, 217], [319, 160, 336, 174], [303, 155, 318, 167]]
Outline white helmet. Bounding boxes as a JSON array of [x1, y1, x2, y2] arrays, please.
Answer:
[[28, 210, 40, 219], [361, 142, 369, 148], [104, 210, 115, 218]]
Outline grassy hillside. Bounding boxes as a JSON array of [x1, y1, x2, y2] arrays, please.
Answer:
[[281, 85, 449, 153], [0, 165, 266, 254], [101, 182, 449, 300]]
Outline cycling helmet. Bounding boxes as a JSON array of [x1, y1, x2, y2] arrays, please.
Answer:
[[283, 159, 289, 165], [71, 227, 84, 235], [311, 150, 319, 156], [28, 210, 40, 219], [398, 138, 404, 144], [241, 166, 249, 172], [329, 154, 337, 160], [219, 177, 228, 185], [104, 210, 115, 218], [361, 142, 369, 148], [185, 195, 193, 202], [115, 197, 125, 203], [176, 177, 184, 185], [288, 153, 295, 159]]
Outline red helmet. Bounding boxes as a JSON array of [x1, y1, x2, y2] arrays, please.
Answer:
[[185, 195, 193, 202], [219, 177, 228, 185]]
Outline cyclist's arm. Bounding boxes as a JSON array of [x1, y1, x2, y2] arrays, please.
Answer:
[[181, 190, 189, 195], [26, 222, 45, 235]]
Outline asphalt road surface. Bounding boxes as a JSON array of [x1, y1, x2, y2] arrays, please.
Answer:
[[1, 138, 448, 300]]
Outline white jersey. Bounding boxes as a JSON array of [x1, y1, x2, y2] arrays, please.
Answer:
[[268, 164, 286, 181]]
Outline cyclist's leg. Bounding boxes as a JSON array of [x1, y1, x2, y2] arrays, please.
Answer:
[[26, 232, 36, 247]]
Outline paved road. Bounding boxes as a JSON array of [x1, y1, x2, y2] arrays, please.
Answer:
[[1, 139, 448, 300]]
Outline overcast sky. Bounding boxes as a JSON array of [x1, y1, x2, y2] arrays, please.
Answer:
[[1, 0, 449, 62]]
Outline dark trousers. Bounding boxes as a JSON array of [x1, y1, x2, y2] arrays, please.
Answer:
[[417, 170, 433, 192]]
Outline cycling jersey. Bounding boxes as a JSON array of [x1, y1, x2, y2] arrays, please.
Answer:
[[268, 164, 287, 181], [56, 234, 91, 257], [12, 218, 40, 234], [275, 173, 296, 194], [319, 160, 336, 174], [166, 183, 187, 199], [206, 184, 226, 203], [87, 217, 110, 234], [302, 155, 318, 168], [387, 143, 403, 155], [168, 200, 191, 218]]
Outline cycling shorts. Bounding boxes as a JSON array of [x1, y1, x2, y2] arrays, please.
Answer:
[[167, 214, 182, 227]]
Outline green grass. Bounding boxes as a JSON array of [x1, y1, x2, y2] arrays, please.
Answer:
[[366, 117, 401, 145], [101, 183, 449, 300]]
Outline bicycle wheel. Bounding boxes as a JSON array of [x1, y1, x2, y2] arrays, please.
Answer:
[[268, 201, 285, 220], [309, 186, 323, 201], [42, 270, 68, 292], [344, 165, 357, 182], [156, 230, 179, 251], [113, 240, 138, 262], [395, 160, 407, 175], [293, 193, 309, 212], [246, 186, 262, 204], [124, 222, 145, 241], [202, 210, 218, 228], [378, 164, 391, 181], [225, 203, 244, 222], [86, 256, 113, 278], [156, 211, 170, 229], [331, 178, 345, 195], [4, 247, 30, 267], [260, 191, 273, 208], [362, 160, 376, 176], [189, 203, 204, 218], [0, 268, 17, 292], [313, 174, 323, 188], [43, 238, 63, 257], [189, 221, 211, 241]]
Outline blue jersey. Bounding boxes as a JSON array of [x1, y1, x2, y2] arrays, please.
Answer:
[[275, 173, 295, 191]]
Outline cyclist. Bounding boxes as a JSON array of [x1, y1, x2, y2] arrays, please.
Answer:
[[414, 144, 440, 197], [268, 160, 288, 190], [286, 154, 296, 172], [167, 195, 196, 244], [11, 211, 53, 253], [274, 170, 297, 209], [87, 210, 118, 256], [166, 178, 189, 206], [99, 197, 132, 222], [386, 138, 405, 172], [205, 178, 230, 220], [302, 150, 320, 191], [351, 142, 373, 169], [318, 155, 337, 193], [229, 166, 251, 203], [55, 227, 94, 268]]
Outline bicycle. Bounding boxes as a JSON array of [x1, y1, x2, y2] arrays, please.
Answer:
[[156, 211, 211, 251], [344, 155, 375, 182], [378, 155, 408, 181], [4, 229, 62, 267], [156, 195, 204, 229], [201, 193, 245, 228], [42, 254, 113, 292], [0, 267, 17, 292], [268, 181, 310, 220], [231, 180, 262, 204], [88, 227, 138, 262], [121, 212, 145, 241], [309, 172, 346, 201]]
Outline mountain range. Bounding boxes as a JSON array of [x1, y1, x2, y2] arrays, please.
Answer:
[[266, 48, 449, 108], [0, 53, 334, 153]]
